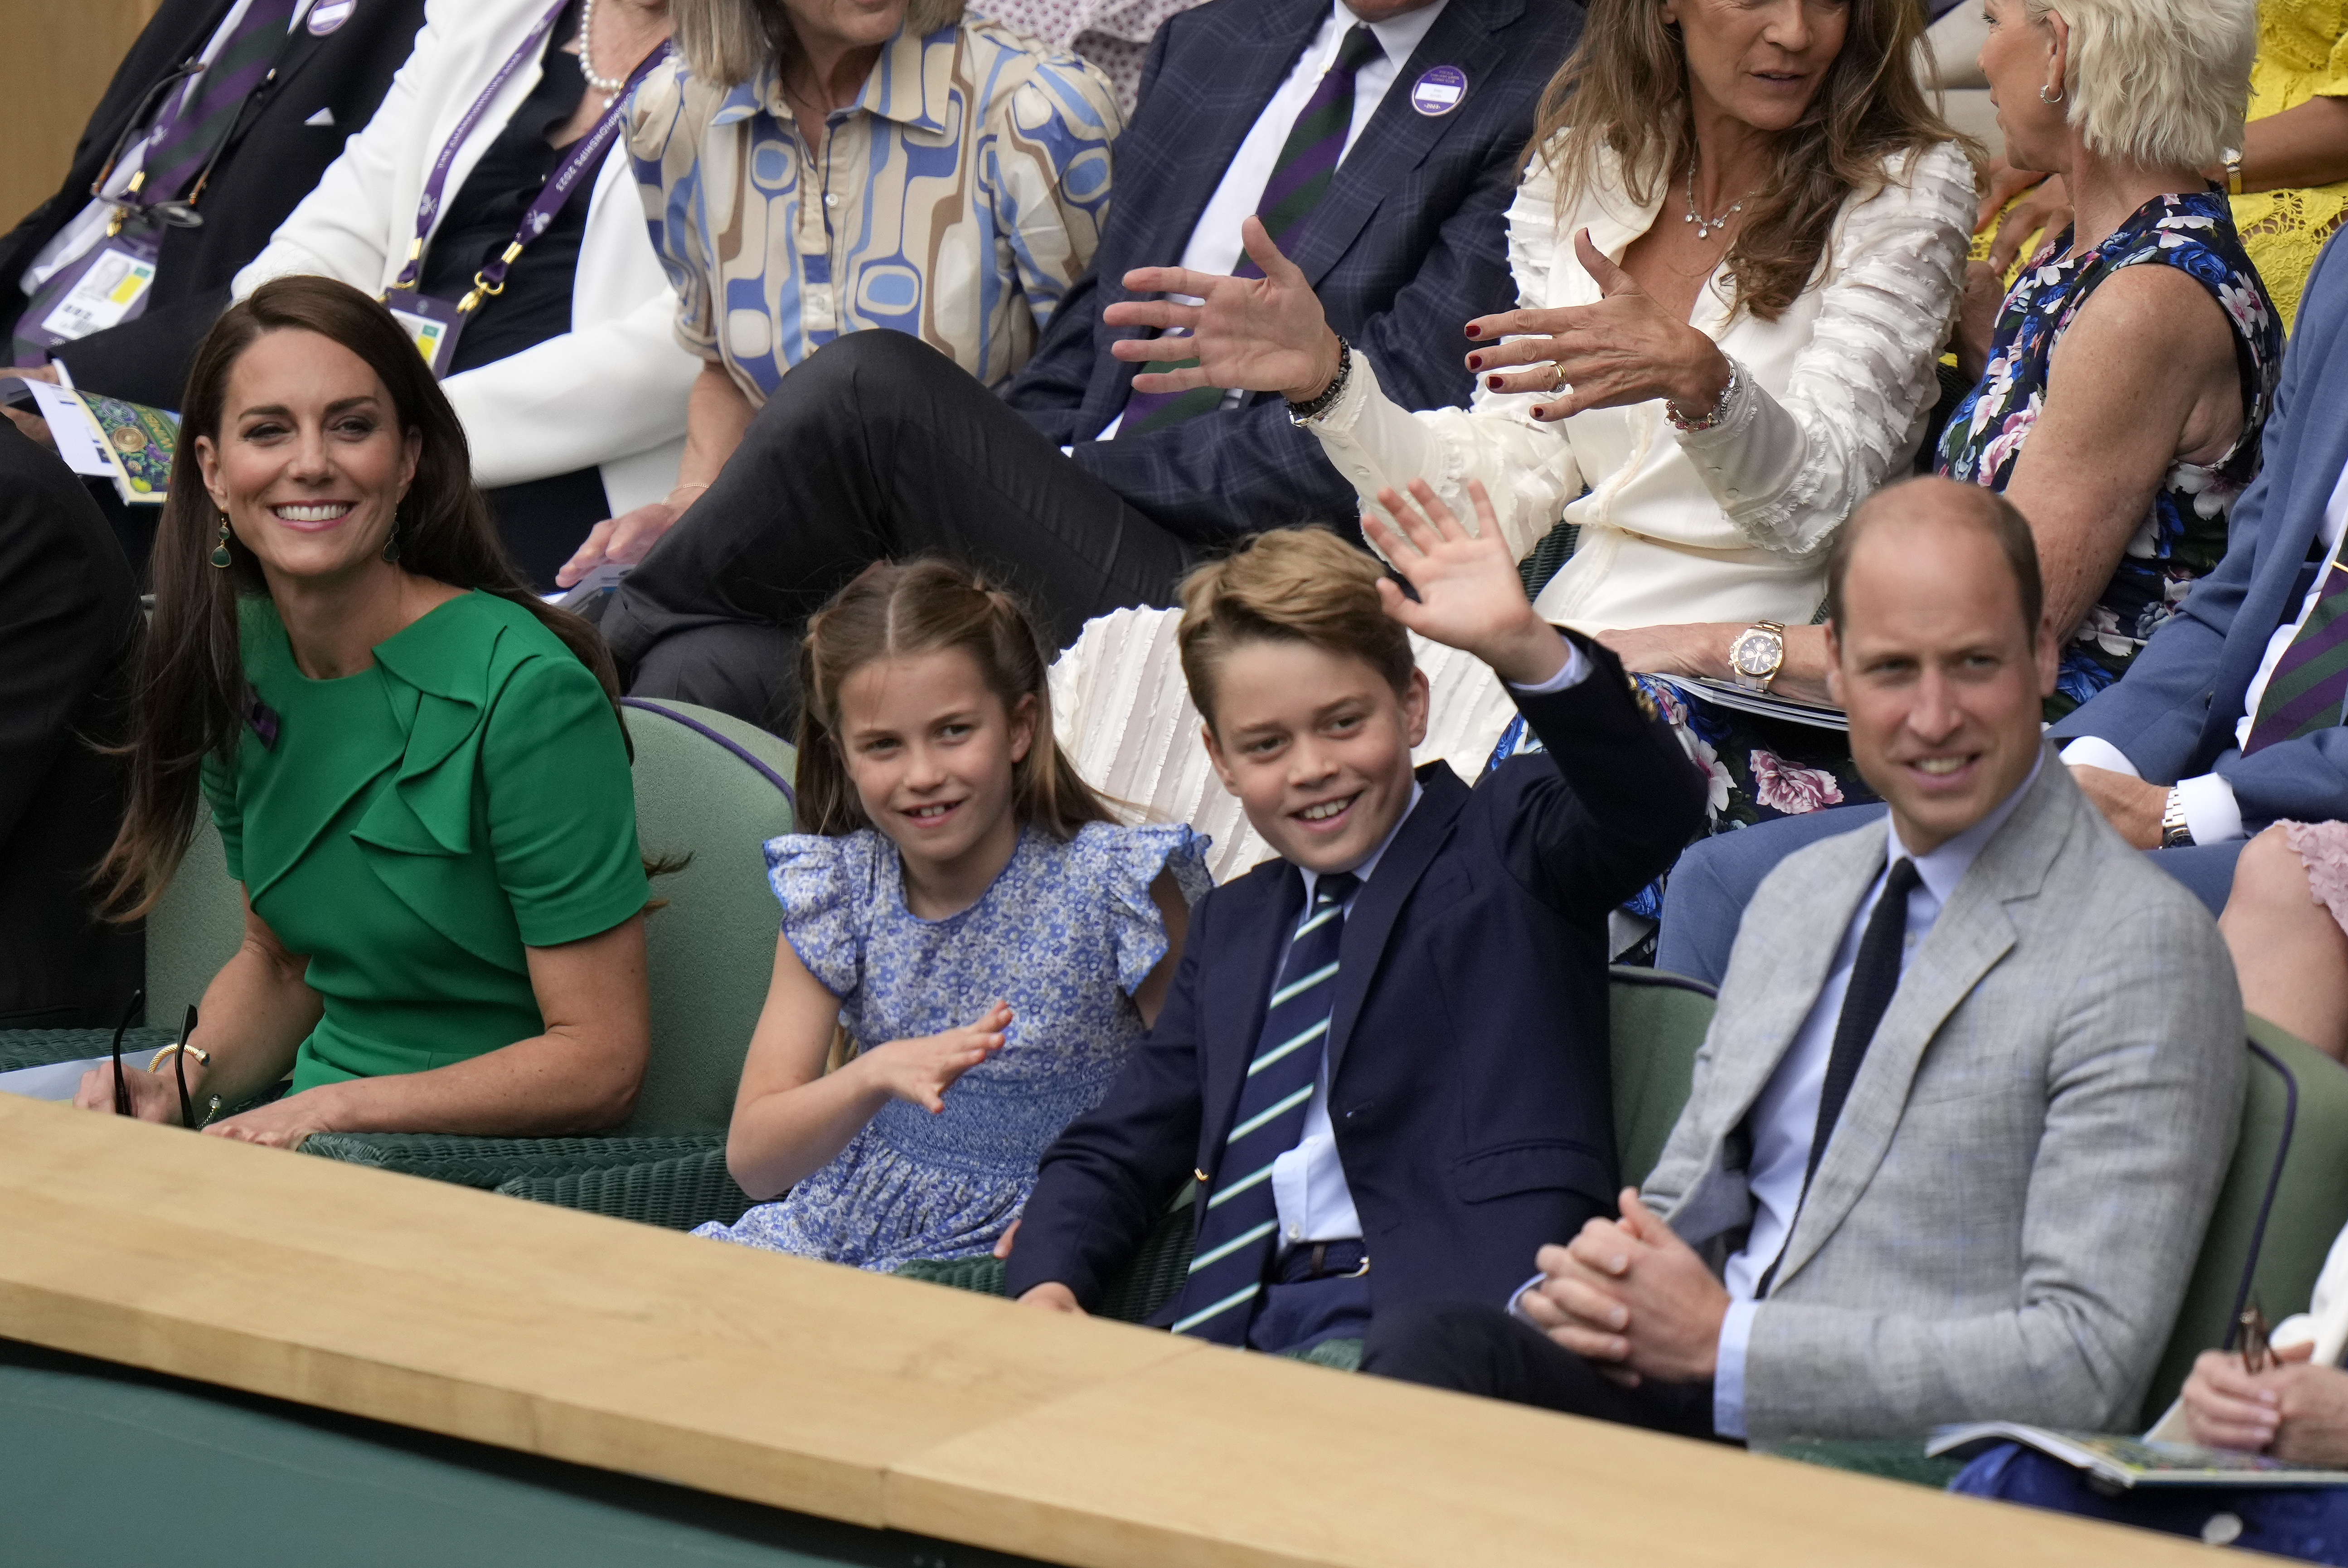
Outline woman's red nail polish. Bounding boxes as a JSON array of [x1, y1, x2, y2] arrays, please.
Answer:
[[1466, 354, 1482, 369], [1465, 324, 1481, 338], [1486, 376, 1504, 391]]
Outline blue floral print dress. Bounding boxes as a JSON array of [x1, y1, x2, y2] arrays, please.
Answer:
[[1939, 189, 2282, 714], [694, 821, 1210, 1272]]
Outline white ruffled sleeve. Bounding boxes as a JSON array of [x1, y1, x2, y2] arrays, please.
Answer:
[[763, 831, 879, 999], [1669, 141, 1975, 558], [1075, 822, 1212, 995], [1299, 173, 1585, 566]]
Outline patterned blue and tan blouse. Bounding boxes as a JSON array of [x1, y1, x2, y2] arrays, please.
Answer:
[[626, 18, 1120, 402], [1938, 189, 2283, 712]]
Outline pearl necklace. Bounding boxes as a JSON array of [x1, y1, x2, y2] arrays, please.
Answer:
[[1683, 158, 1749, 243], [576, 0, 631, 104]]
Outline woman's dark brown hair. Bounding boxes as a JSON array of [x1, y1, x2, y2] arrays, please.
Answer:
[[795, 558, 1116, 840], [1531, 0, 1971, 321], [100, 274, 624, 917]]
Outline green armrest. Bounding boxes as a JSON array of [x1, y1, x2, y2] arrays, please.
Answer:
[[495, 1142, 752, 1232], [0, 1028, 179, 1075], [302, 1132, 726, 1191], [1755, 1438, 1964, 1489]]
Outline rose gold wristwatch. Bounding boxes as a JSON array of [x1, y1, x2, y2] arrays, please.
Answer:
[[1728, 621, 1786, 693]]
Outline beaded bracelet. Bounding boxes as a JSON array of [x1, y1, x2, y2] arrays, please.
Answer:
[[1286, 335, 1354, 424], [1665, 359, 1742, 433]]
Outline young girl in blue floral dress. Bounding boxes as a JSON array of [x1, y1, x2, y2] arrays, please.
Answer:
[[695, 561, 1208, 1271]]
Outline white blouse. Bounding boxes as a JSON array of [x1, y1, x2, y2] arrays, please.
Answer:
[[1305, 139, 1977, 631]]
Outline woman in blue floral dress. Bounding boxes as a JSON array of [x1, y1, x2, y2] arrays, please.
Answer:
[[1941, 187, 2282, 714], [695, 561, 1208, 1272]]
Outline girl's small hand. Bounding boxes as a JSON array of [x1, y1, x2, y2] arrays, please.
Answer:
[[866, 1001, 1012, 1114], [203, 1085, 346, 1150], [1463, 230, 1728, 421]]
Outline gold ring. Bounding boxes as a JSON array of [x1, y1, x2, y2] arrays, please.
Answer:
[[1549, 364, 1567, 393]]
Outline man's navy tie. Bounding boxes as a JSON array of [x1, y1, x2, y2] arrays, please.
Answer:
[[1168, 870, 1358, 1342]]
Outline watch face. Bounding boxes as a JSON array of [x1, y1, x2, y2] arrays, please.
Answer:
[[1731, 633, 1776, 675]]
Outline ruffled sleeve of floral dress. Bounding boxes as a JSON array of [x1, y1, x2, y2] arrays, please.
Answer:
[[1076, 821, 1212, 995], [762, 830, 879, 1000], [1668, 140, 1976, 558]]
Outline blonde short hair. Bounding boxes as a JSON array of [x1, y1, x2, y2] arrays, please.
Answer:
[[1175, 529, 1416, 732], [2027, 0, 2255, 172], [674, 0, 966, 88]]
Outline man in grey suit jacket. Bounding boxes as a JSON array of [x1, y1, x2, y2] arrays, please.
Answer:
[[1365, 478, 2245, 1443]]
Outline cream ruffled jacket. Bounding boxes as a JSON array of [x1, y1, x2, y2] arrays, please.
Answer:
[[1053, 138, 1975, 879]]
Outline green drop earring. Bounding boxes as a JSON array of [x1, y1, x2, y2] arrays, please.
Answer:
[[210, 514, 232, 569]]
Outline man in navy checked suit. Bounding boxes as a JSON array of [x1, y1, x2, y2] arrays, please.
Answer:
[[594, 0, 1584, 733], [1005, 486, 1702, 1354]]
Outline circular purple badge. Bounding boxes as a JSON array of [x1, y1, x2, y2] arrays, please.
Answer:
[[1410, 65, 1467, 117], [307, 0, 356, 35]]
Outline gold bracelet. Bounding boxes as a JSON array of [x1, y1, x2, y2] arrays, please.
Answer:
[[2225, 151, 2244, 196], [146, 1042, 211, 1073]]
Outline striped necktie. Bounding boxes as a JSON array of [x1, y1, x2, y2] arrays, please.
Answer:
[[1117, 24, 1384, 437], [1167, 870, 1358, 1344], [138, 0, 302, 208], [2245, 558, 2348, 753]]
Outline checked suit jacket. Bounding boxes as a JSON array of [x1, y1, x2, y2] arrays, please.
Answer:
[[2048, 229, 2348, 826], [1006, 639, 1704, 1320], [1000, 0, 1582, 545], [1645, 756, 2244, 1442]]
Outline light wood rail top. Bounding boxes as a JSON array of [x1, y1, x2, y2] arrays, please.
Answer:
[[0, 1097, 2250, 1567]]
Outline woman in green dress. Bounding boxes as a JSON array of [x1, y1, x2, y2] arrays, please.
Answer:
[[76, 276, 653, 1147]]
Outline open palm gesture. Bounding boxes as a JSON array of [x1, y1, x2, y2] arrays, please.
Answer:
[[1364, 479, 1569, 687], [1103, 217, 1339, 402]]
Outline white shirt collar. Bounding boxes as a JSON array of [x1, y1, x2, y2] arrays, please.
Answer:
[[1335, 0, 1447, 69], [1300, 778, 1424, 903], [1885, 749, 2045, 907]]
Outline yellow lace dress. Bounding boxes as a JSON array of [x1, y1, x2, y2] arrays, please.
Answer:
[[2233, 0, 2348, 329]]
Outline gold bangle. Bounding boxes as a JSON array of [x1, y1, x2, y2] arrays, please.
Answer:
[[146, 1042, 210, 1073], [2225, 151, 2244, 196]]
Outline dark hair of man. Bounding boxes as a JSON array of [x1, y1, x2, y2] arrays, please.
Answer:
[[1175, 527, 1417, 731], [1822, 477, 2045, 639], [793, 557, 1116, 840], [1528, 0, 1972, 320], [100, 275, 622, 918]]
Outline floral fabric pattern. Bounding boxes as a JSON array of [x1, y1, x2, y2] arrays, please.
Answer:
[[1938, 189, 2283, 716], [695, 820, 1209, 1272]]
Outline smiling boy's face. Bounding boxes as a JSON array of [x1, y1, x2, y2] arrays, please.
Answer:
[[1200, 638, 1428, 875]]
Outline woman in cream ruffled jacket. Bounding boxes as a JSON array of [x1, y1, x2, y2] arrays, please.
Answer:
[[1051, 0, 1975, 876]]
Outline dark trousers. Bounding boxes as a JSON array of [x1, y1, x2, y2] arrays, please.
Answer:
[[599, 330, 1198, 735], [1362, 1300, 1720, 1440]]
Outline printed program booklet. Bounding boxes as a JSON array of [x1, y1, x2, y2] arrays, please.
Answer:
[[1926, 1423, 2348, 1489], [1649, 673, 1849, 733], [10, 375, 179, 504]]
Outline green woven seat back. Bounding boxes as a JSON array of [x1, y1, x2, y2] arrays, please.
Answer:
[[1608, 967, 1714, 1189], [2139, 1017, 2348, 1426], [147, 813, 246, 1021], [619, 700, 797, 1136]]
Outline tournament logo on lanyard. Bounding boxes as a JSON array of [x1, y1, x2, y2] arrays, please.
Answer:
[[307, 0, 357, 34], [1410, 66, 1467, 116]]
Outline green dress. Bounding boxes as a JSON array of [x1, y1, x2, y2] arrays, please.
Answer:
[[201, 590, 647, 1094]]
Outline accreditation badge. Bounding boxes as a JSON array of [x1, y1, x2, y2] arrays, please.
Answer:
[[382, 288, 465, 379], [32, 238, 162, 348]]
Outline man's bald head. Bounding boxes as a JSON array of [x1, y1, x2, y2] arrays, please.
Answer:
[[1824, 477, 2044, 641]]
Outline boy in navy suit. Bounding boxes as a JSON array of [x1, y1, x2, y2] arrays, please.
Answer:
[[1004, 481, 1704, 1354]]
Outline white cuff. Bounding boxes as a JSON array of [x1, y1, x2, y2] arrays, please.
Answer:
[[1712, 1299, 1757, 1441], [2175, 772, 2246, 845], [1505, 639, 1592, 696], [2058, 736, 2141, 778], [1505, 1271, 1548, 1324]]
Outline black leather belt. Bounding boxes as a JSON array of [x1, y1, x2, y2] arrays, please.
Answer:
[[1276, 1238, 1370, 1283]]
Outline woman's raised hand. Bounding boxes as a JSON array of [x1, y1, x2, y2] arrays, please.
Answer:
[[1364, 479, 1566, 687], [1103, 216, 1340, 403], [1464, 230, 1729, 421], [865, 1000, 1012, 1115]]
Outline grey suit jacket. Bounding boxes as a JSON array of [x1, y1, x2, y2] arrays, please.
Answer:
[[1645, 753, 2245, 1441]]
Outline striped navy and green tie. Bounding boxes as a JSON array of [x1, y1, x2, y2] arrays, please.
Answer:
[[1117, 24, 1384, 437], [2245, 558, 2348, 753], [1167, 870, 1358, 1344]]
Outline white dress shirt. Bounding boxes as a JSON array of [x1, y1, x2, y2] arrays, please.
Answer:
[[1090, 0, 1447, 442], [1271, 635, 1591, 1252], [19, 0, 317, 299], [2059, 455, 2348, 845], [1707, 756, 2041, 1437]]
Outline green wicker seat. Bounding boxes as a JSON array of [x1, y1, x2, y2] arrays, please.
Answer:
[[495, 1141, 753, 1231]]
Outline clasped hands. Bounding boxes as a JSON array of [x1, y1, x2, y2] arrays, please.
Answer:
[[1517, 1187, 1730, 1387], [1104, 220, 1729, 421]]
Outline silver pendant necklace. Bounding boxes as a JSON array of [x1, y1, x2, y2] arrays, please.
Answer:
[[576, 0, 631, 105], [1683, 157, 1748, 243]]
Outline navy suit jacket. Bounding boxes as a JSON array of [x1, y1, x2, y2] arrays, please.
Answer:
[[0, 0, 427, 408], [1006, 639, 1705, 1320], [2050, 230, 2348, 826], [999, 0, 1581, 545]]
